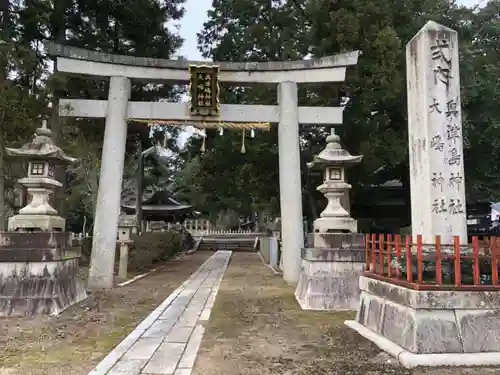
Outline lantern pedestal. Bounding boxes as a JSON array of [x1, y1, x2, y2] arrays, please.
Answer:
[[8, 215, 66, 232], [8, 175, 65, 231], [295, 235, 365, 310], [9, 177, 65, 231], [0, 121, 86, 317], [0, 232, 87, 317], [295, 129, 365, 311]]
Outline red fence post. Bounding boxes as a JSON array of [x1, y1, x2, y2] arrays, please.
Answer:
[[417, 235, 423, 284], [454, 236, 461, 286], [365, 234, 370, 271], [395, 235, 402, 278], [387, 234, 393, 278], [371, 233, 376, 273], [405, 235, 412, 283], [379, 234, 385, 276], [492, 237, 499, 286], [435, 235, 442, 285], [472, 236, 480, 286]]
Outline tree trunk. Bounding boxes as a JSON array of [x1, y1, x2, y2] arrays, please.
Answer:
[[0, 0, 10, 231], [49, 0, 67, 144], [301, 148, 318, 222], [0, 122, 6, 230], [136, 154, 144, 233]]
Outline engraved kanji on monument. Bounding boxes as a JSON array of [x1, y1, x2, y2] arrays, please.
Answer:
[[406, 21, 467, 245]]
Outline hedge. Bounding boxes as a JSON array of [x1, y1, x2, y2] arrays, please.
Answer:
[[128, 231, 181, 272], [80, 228, 194, 272]]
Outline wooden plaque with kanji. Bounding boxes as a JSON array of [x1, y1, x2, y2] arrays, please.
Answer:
[[188, 65, 220, 116]]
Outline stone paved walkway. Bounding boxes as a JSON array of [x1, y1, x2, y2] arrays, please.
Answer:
[[88, 251, 232, 375]]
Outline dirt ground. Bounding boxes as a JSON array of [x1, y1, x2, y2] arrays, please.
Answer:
[[0, 251, 212, 375], [194, 252, 500, 375]]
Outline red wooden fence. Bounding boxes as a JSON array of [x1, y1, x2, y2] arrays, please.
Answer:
[[364, 234, 500, 291]]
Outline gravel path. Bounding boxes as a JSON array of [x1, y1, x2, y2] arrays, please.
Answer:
[[0, 251, 213, 375], [193, 252, 500, 375]]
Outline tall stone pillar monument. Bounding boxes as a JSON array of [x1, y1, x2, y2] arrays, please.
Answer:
[[346, 22, 500, 368], [407, 21, 467, 245]]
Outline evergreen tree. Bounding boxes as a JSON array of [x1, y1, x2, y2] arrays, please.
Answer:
[[186, 0, 314, 219], [0, 0, 43, 229], [1, 0, 188, 229], [459, 0, 500, 200], [191, 0, 500, 225]]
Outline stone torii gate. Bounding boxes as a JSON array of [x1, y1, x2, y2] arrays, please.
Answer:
[[46, 43, 359, 289]]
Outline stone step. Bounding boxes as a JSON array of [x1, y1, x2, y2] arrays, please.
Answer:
[[198, 245, 255, 252], [198, 240, 257, 252]]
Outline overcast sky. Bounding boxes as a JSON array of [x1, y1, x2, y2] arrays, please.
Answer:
[[178, 0, 484, 61]]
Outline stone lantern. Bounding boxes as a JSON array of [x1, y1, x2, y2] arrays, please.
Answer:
[[6, 120, 77, 232], [308, 128, 362, 235], [0, 120, 86, 317], [117, 215, 136, 279], [295, 128, 365, 311]]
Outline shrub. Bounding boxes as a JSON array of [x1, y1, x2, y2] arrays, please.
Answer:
[[80, 229, 194, 272], [128, 230, 185, 272]]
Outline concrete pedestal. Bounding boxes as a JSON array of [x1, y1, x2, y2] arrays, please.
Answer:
[[346, 276, 500, 368], [295, 233, 365, 311], [0, 232, 87, 317]]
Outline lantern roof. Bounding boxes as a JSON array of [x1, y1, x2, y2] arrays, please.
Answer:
[[5, 120, 78, 164], [307, 128, 362, 169]]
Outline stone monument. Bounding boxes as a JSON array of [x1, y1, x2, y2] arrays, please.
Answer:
[[0, 121, 87, 316], [295, 128, 364, 310], [407, 21, 467, 246], [346, 21, 500, 368]]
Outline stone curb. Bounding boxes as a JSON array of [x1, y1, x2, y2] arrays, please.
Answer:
[[345, 320, 500, 368], [116, 251, 192, 287]]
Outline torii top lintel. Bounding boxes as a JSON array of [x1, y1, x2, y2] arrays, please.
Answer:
[[45, 42, 360, 84]]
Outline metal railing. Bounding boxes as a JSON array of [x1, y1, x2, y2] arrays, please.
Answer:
[[364, 233, 500, 291]]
